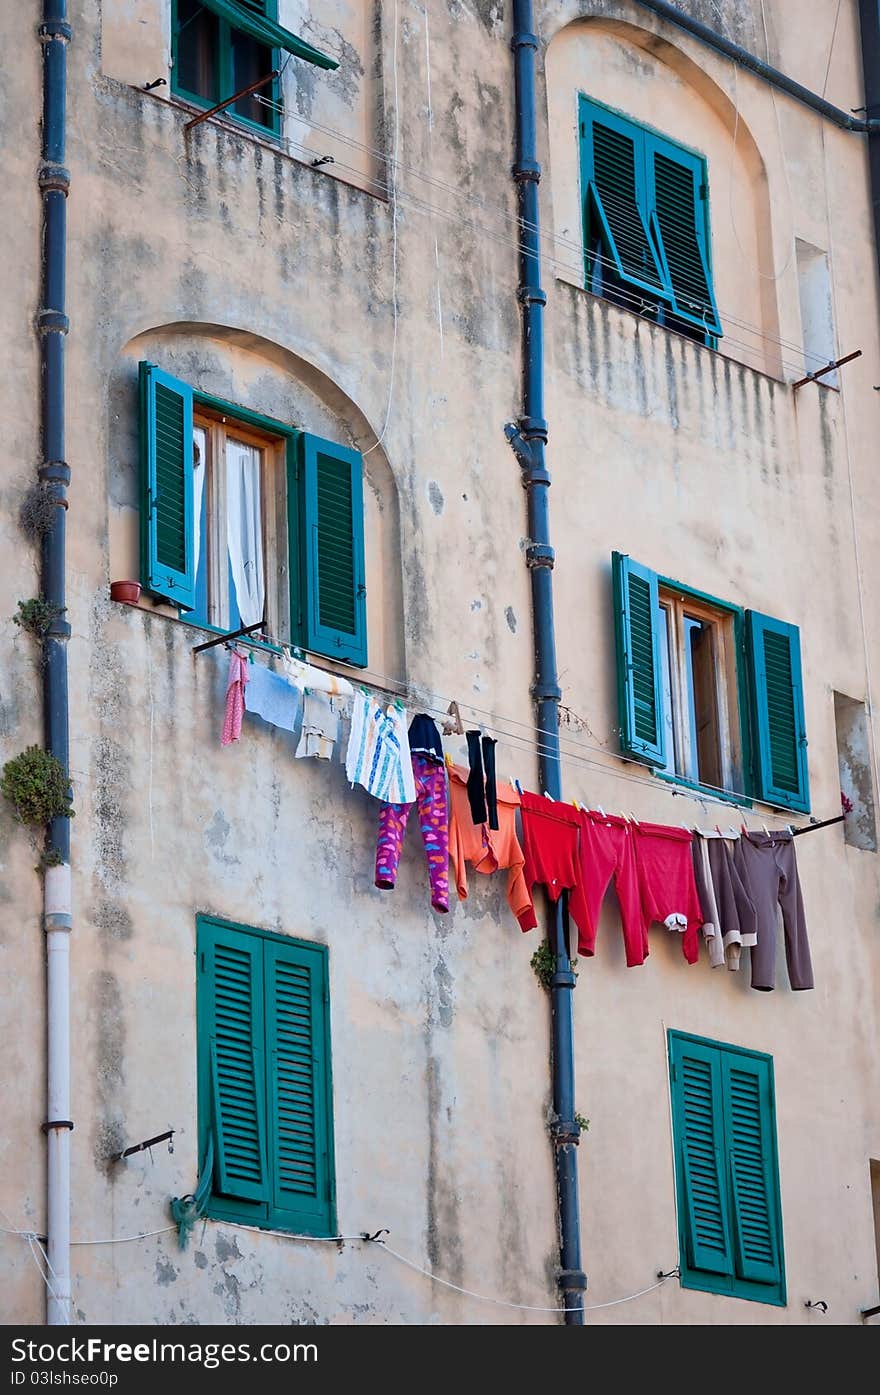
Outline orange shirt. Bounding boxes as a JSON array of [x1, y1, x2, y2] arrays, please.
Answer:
[[447, 763, 535, 928]]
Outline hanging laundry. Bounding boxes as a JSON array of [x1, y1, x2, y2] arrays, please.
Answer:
[[734, 831, 813, 991], [296, 691, 339, 761], [408, 713, 445, 764], [447, 763, 535, 928], [575, 810, 646, 966], [346, 692, 417, 803], [282, 651, 354, 698], [693, 832, 757, 971], [375, 754, 449, 913], [691, 834, 726, 969], [632, 823, 702, 964], [244, 662, 302, 733], [516, 792, 590, 937], [221, 650, 249, 747], [465, 730, 499, 830]]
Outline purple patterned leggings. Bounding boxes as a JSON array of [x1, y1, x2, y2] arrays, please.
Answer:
[[375, 754, 449, 913]]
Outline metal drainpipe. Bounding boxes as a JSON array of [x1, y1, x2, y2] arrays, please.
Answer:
[[506, 0, 586, 1326], [634, 0, 880, 133], [38, 0, 73, 1327], [858, 2, 880, 280]]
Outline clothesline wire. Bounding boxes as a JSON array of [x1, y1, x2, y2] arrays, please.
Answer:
[[184, 93, 825, 374], [0, 1214, 673, 1318]]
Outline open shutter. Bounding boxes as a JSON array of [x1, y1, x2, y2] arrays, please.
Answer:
[[299, 433, 367, 667], [265, 939, 335, 1235], [670, 1036, 733, 1277], [580, 99, 669, 301], [722, 1055, 782, 1286], [199, 0, 338, 69], [138, 361, 196, 610], [649, 141, 722, 338], [746, 611, 809, 811], [200, 922, 269, 1205], [612, 552, 666, 767]]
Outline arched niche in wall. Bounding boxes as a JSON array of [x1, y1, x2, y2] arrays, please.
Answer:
[[108, 321, 404, 685], [543, 12, 783, 378]]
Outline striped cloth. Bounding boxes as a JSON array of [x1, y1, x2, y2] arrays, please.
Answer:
[[346, 693, 417, 804]]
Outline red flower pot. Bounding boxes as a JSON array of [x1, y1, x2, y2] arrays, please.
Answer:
[[110, 580, 141, 605]]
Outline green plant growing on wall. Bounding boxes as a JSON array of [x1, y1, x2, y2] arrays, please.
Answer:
[[1, 747, 74, 827], [19, 482, 58, 542], [37, 845, 64, 872], [12, 597, 65, 640], [574, 1112, 590, 1133], [531, 939, 577, 989]]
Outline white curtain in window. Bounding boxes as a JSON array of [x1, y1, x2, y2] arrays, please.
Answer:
[[192, 426, 208, 584], [226, 438, 265, 628]]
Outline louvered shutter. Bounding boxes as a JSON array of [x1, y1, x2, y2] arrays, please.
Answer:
[[200, 922, 269, 1204], [722, 1055, 782, 1285], [670, 1036, 733, 1276], [580, 100, 669, 300], [649, 140, 723, 338], [612, 552, 666, 767], [299, 433, 367, 667], [198, 0, 338, 69], [138, 362, 196, 610], [746, 611, 809, 812], [265, 939, 335, 1235]]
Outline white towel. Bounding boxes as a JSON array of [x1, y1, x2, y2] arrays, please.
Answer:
[[346, 692, 416, 803]]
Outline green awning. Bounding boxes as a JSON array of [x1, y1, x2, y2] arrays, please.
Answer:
[[199, 0, 339, 71]]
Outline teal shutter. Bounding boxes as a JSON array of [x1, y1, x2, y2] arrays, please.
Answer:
[[670, 1036, 733, 1276], [579, 98, 670, 300], [299, 433, 367, 667], [721, 1055, 782, 1286], [648, 137, 722, 338], [138, 362, 196, 610], [199, 921, 269, 1205], [198, 0, 338, 69], [265, 939, 335, 1234], [612, 552, 666, 767], [746, 611, 809, 811]]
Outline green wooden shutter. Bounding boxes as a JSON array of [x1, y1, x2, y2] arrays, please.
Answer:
[[199, 0, 338, 68], [138, 361, 196, 610], [670, 1035, 734, 1276], [299, 433, 367, 667], [199, 921, 270, 1205], [265, 939, 335, 1235], [612, 551, 666, 767], [648, 139, 722, 338], [746, 611, 809, 812], [579, 98, 670, 300], [721, 1055, 782, 1286]]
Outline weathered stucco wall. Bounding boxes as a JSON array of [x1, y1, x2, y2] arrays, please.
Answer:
[[2, 0, 880, 1325]]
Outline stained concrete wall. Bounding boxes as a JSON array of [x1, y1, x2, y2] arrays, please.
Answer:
[[1, 0, 879, 1325]]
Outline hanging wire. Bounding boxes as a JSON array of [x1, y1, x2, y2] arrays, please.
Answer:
[[363, 0, 400, 457]]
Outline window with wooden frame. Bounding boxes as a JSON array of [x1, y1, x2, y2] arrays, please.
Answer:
[[170, 1, 338, 137], [579, 95, 722, 347], [138, 361, 368, 667], [612, 553, 810, 812]]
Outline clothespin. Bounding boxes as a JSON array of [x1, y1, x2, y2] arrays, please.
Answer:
[[543, 790, 553, 801], [596, 805, 606, 819], [629, 810, 639, 827], [514, 778, 523, 795], [715, 824, 722, 835], [762, 822, 771, 837], [442, 701, 464, 736], [571, 798, 581, 811]]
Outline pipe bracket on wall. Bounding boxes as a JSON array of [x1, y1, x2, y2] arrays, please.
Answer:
[[526, 542, 555, 570]]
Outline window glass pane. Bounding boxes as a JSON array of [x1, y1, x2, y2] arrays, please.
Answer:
[[226, 439, 265, 629], [231, 31, 275, 128], [686, 615, 722, 789], [657, 603, 677, 776], [176, 0, 219, 101], [190, 426, 210, 627]]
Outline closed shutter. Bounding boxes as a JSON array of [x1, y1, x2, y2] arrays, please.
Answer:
[[299, 433, 367, 667], [746, 611, 809, 811], [580, 99, 669, 300], [611, 552, 666, 767], [265, 939, 335, 1235], [649, 142, 722, 337], [138, 362, 196, 610], [722, 1055, 781, 1285], [200, 921, 269, 1205], [670, 1036, 733, 1276]]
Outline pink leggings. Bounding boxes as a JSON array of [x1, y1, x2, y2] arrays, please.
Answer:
[[375, 754, 449, 913]]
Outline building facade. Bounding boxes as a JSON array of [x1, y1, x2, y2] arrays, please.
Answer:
[[2, 0, 880, 1324]]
